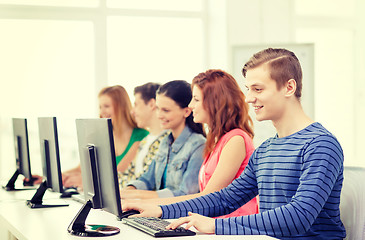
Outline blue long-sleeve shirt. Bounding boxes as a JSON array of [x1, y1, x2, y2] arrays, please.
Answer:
[[161, 122, 346, 239]]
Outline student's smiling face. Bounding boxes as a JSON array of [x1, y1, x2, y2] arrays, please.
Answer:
[[189, 85, 210, 125], [99, 94, 115, 119], [155, 94, 190, 131], [131, 93, 153, 129], [245, 64, 287, 123]]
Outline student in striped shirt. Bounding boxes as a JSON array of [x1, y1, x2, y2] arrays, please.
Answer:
[[123, 48, 346, 239]]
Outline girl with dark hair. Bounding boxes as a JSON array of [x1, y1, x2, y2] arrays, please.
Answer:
[[121, 80, 206, 199], [122, 70, 258, 217]]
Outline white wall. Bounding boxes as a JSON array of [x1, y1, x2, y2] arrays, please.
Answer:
[[225, 0, 365, 167], [354, 0, 365, 167]]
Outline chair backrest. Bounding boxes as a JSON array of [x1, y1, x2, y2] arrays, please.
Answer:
[[340, 166, 365, 240]]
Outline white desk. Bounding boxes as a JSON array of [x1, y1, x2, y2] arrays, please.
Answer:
[[0, 188, 277, 240]]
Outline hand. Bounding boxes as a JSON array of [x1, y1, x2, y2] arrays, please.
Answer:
[[122, 202, 162, 218], [24, 174, 43, 185], [62, 172, 83, 189], [166, 212, 215, 234]]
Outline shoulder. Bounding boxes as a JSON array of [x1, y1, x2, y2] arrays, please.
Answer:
[[253, 122, 343, 157], [176, 131, 205, 155], [303, 123, 343, 157], [299, 122, 342, 150], [132, 128, 150, 141], [221, 129, 252, 143], [218, 129, 254, 151], [189, 131, 206, 145], [258, 122, 339, 148]]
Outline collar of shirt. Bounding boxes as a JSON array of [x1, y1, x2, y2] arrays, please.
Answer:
[[166, 125, 193, 154]]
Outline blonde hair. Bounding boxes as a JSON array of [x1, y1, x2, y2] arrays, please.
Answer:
[[98, 85, 137, 132]]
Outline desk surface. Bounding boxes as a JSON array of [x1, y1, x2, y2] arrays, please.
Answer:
[[0, 187, 277, 240]]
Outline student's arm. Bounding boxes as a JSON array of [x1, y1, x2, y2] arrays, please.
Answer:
[[121, 158, 157, 197], [161, 158, 258, 219], [117, 142, 140, 172], [198, 135, 247, 193], [63, 165, 81, 175], [143, 135, 247, 205], [165, 135, 344, 237]]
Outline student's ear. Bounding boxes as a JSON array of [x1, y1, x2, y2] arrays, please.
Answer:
[[285, 79, 297, 97], [148, 98, 157, 110], [183, 107, 192, 118]]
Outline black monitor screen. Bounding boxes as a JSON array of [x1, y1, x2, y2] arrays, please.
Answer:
[[2, 118, 36, 191], [68, 118, 121, 237], [77, 118, 121, 216], [3, 118, 35, 191], [25, 117, 69, 208], [13, 118, 32, 179], [38, 117, 63, 193]]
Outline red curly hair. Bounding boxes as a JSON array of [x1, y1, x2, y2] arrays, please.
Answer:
[[192, 69, 254, 157]]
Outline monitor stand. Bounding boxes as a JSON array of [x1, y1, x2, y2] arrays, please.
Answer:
[[26, 180, 69, 208], [68, 200, 120, 237], [2, 169, 37, 191]]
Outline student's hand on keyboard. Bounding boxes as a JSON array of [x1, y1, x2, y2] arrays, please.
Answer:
[[166, 212, 215, 234], [122, 202, 163, 218]]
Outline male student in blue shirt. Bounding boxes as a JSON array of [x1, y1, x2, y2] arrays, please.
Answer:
[[123, 48, 346, 239]]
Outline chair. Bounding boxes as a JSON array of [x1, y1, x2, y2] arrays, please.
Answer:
[[340, 166, 365, 240]]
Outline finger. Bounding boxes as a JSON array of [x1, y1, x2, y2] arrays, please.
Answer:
[[129, 212, 145, 218], [122, 203, 139, 211], [166, 217, 189, 230], [62, 175, 69, 184], [63, 179, 70, 187], [185, 221, 194, 230], [64, 178, 77, 188]]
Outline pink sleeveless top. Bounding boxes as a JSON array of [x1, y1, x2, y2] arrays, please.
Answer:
[[198, 129, 258, 218]]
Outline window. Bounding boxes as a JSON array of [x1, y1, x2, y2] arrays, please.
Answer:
[[295, 0, 355, 17], [0, 0, 98, 7], [107, 16, 204, 98], [0, 19, 95, 176], [107, 0, 203, 11], [0, 3, 207, 179]]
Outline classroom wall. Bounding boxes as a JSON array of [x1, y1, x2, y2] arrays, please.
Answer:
[[225, 0, 365, 167]]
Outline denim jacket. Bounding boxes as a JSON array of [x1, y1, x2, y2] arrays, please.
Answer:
[[128, 125, 206, 198]]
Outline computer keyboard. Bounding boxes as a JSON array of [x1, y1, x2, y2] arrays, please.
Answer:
[[122, 217, 196, 238]]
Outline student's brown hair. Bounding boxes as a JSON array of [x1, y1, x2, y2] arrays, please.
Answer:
[[192, 69, 254, 157], [98, 85, 137, 133], [242, 48, 303, 99]]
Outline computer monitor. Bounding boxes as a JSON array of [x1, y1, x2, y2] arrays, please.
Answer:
[[2, 118, 36, 191], [26, 117, 68, 208], [68, 118, 121, 237]]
